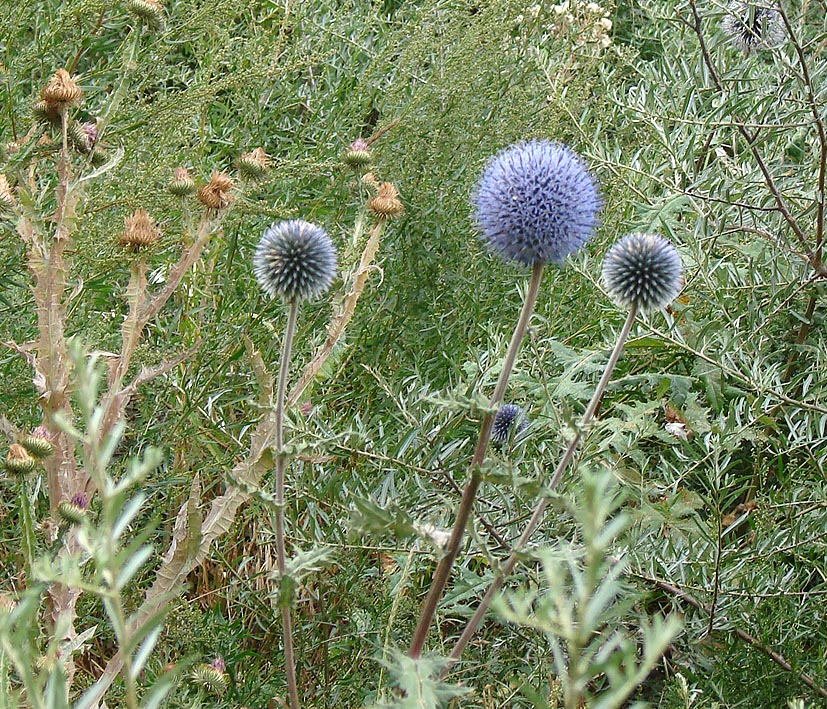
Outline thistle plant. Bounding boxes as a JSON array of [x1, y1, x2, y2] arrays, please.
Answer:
[[441, 232, 683, 675], [253, 218, 337, 709], [0, 345, 175, 709], [408, 139, 600, 658]]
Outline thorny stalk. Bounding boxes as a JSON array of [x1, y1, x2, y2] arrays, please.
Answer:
[[408, 261, 545, 658], [442, 304, 639, 676], [275, 299, 301, 709]]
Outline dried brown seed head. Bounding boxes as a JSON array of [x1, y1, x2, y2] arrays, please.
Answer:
[[197, 171, 234, 210], [367, 181, 403, 220], [40, 69, 83, 109], [118, 208, 160, 252]]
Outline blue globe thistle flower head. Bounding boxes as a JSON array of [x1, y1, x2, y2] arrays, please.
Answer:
[[473, 140, 600, 266], [601, 233, 682, 312], [491, 403, 529, 448], [253, 219, 337, 303]]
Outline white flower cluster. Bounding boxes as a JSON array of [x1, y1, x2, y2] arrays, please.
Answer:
[[551, 0, 613, 49]]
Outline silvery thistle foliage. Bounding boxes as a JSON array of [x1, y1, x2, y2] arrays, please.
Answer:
[[722, 1, 785, 54], [473, 140, 600, 265], [254, 219, 337, 302], [601, 233, 683, 312], [491, 403, 529, 447]]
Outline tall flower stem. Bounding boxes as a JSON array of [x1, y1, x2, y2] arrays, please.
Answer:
[[275, 299, 301, 709], [408, 261, 545, 658], [441, 303, 639, 677]]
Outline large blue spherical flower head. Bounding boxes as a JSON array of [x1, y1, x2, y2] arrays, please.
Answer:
[[473, 140, 600, 266], [253, 219, 337, 303]]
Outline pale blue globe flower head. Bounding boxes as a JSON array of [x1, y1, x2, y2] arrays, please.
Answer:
[[473, 140, 601, 266], [253, 219, 337, 303], [601, 233, 683, 312]]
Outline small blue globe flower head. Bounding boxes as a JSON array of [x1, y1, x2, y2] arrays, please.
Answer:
[[473, 140, 600, 266], [491, 403, 529, 448], [601, 233, 683, 313], [722, 1, 784, 55], [253, 219, 337, 303]]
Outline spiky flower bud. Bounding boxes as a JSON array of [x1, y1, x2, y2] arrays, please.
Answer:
[[491, 403, 529, 448], [473, 140, 600, 266], [32, 99, 62, 126], [367, 181, 404, 220], [40, 69, 83, 110], [0, 174, 16, 215], [236, 147, 271, 181], [58, 492, 89, 525], [601, 233, 683, 312], [117, 208, 161, 252], [722, 1, 784, 55], [168, 166, 196, 196], [21, 425, 54, 459], [125, 0, 165, 30], [343, 138, 372, 169], [254, 220, 337, 303], [4, 444, 37, 478], [190, 662, 228, 696], [67, 120, 93, 154], [196, 171, 234, 210], [90, 147, 108, 166]]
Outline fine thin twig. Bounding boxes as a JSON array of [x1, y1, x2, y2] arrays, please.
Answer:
[[441, 304, 639, 677], [408, 261, 546, 658], [275, 300, 301, 709], [635, 572, 827, 699]]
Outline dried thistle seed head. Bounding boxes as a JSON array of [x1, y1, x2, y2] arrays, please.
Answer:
[[490, 403, 529, 448], [117, 208, 161, 252], [236, 147, 271, 180], [473, 140, 600, 266], [367, 181, 404, 220], [0, 174, 16, 214], [253, 219, 338, 303], [21, 425, 54, 459], [343, 138, 372, 169], [601, 232, 683, 312], [4, 443, 37, 478], [168, 166, 196, 196], [197, 171, 234, 210], [40, 69, 83, 110], [125, 0, 165, 30], [58, 492, 89, 525]]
